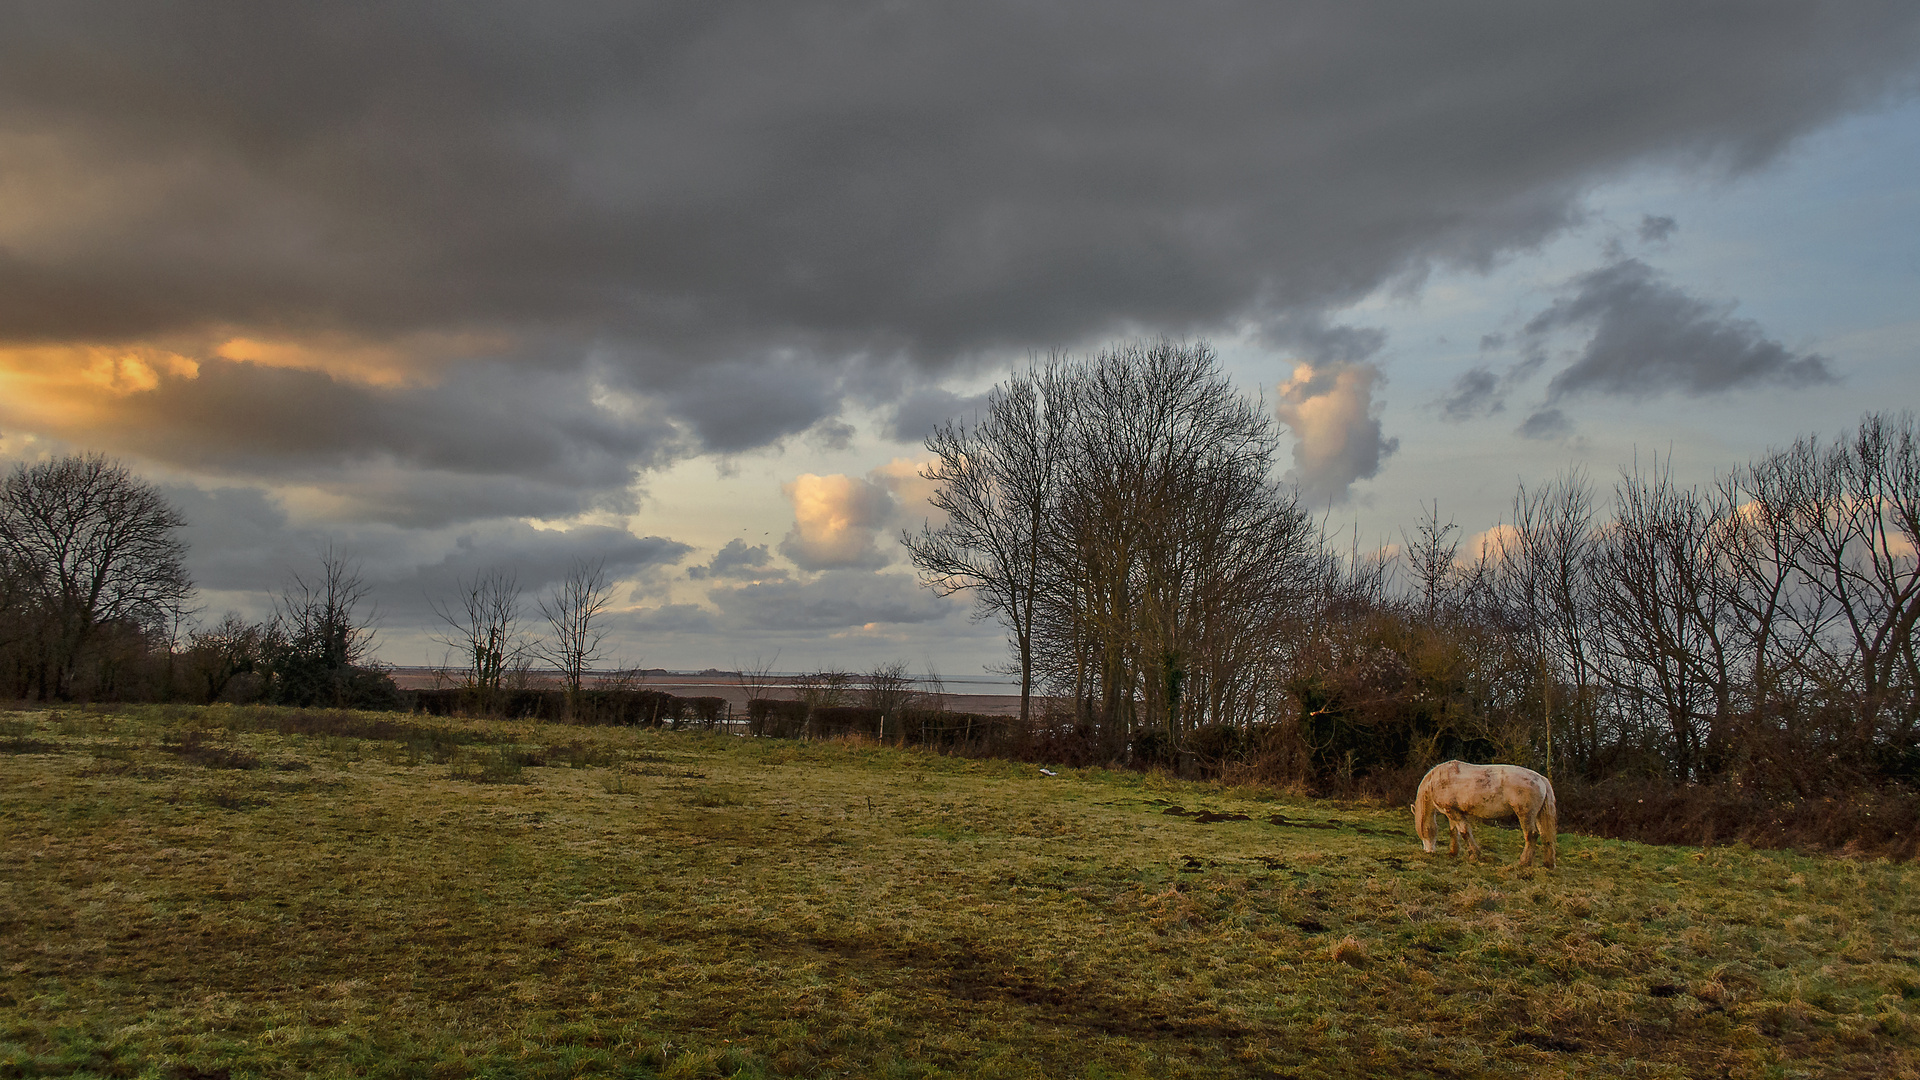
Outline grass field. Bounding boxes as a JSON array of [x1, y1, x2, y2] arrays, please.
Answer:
[[3, 705, 1918, 1079]]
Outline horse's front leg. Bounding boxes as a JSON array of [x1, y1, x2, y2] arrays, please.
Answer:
[[1442, 811, 1464, 856], [1460, 820, 1483, 861], [1518, 826, 1536, 867]]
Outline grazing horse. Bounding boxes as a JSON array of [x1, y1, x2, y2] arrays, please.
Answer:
[[1412, 760, 1557, 869]]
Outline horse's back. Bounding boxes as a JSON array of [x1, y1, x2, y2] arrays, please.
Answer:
[[1423, 760, 1550, 818]]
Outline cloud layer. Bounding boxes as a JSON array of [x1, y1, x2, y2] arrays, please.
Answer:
[[4, 4, 1917, 665], [7, 6, 1915, 375]]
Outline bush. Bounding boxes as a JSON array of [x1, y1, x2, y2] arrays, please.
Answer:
[[808, 705, 881, 739], [1557, 777, 1920, 860], [748, 698, 808, 738]]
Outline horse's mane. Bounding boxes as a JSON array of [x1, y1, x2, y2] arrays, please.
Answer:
[[1411, 773, 1436, 844]]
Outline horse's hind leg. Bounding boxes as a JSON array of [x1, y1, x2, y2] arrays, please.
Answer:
[[1458, 819, 1482, 861]]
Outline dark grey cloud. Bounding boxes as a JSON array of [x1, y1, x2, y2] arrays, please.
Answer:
[[1526, 259, 1838, 400], [1262, 313, 1389, 368], [166, 482, 303, 593], [1638, 215, 1679, 243], [707, 570, 957, 631], [1438, 367, 1504, 421], [12, 358, 674, 526], [1444, 256, 1835, 424], [884, 387, 995, 444], [649, 357, 846, 453], [1518, 408, 1574, 441], [5, 3, 1915, 371], [687, 539, 779, 581], [619, 603, 723, 637], [412, 523, 689, 596], [8, 1, 1917, 617]]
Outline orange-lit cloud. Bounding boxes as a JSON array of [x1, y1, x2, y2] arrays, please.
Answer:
[[0, 344, 203, 435], [213, 330, 506, 388], [868, 457, 942, 524], [1468, 523, 1522, 563], [779, 472, 897, 570]]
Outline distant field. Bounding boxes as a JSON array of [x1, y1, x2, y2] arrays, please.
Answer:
[[3, 706, 1916, 1079]]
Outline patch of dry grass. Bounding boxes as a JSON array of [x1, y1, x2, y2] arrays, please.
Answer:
[[2, 704, 1918, 1078]]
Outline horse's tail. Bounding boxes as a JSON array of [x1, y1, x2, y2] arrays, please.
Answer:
[[1537, 778, 1559, 867]]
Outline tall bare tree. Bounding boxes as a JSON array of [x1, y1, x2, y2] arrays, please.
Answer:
[[1767, 414, 1920, 750], [1496, 471, 1599, 777], [1046, 341, 1317, 742], [0, 453, 191, 699], [537, 558, 614, 700], [907, 360, 1067, 722]]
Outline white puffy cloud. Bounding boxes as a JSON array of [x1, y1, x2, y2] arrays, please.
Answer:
[[1275, 360, 1398, 507]]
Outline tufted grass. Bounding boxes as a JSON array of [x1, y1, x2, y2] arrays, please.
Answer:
[[2, 704, 1917, 1079]]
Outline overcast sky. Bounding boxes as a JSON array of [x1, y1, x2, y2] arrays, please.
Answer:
[[3, 2, 1917, 678]]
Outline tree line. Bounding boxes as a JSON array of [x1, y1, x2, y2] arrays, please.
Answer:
[[910, 341, 1920, 798], [0, 453, 396, 705], [9, 348, 1916, 810], [0, 453, 619, 710]]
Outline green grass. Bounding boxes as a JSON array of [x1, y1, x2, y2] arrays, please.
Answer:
[[2, 705, 1917, 1079]]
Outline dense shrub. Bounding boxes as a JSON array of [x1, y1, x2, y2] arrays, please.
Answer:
[[808, 705, 882, 739], [1557, 777, 1920, 861], [748, 698, 808, 738]]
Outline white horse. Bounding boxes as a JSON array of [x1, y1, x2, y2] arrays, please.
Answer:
[[1412, 760, 1558, 868]]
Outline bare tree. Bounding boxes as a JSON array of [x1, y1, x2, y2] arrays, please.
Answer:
[[738, 650, 783, 720], [861, 660, 917, 742], [1044, 341, 1318, 743], [430, 567, 527, 712], [911, 341, 1321, 748], [1402, 501, 1462, 622], [1766, 414, 1920, 751], [537, 558, 614, 701], [0, 453, 191, 699], [793, 668, 854, 712], [1496, 472, 1599, 777], [907, 359, 1067, 722]]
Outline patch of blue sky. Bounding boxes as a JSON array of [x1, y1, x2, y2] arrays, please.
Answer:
[[1234, 96, 1920, 545]]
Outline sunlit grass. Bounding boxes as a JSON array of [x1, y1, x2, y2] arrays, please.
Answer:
[[2, 704, 1917, 1078]]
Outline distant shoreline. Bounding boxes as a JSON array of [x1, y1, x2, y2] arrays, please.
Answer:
[[386, 666, 1028, 716]]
